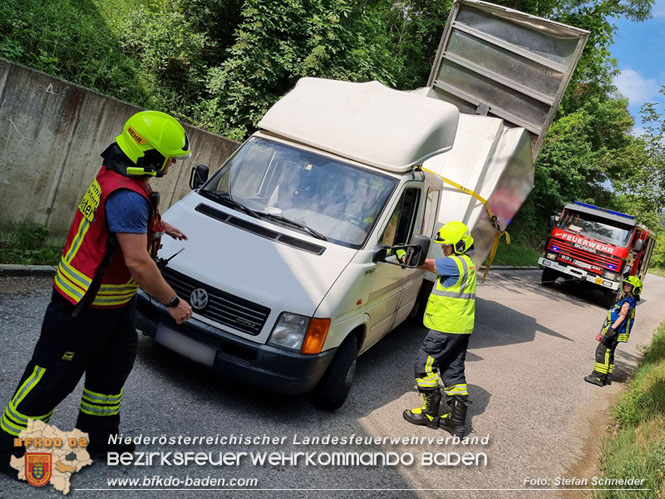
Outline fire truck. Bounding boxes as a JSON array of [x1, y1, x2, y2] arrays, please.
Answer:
[[538, 201, 656, 306]]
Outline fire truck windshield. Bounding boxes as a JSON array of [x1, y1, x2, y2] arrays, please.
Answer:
[[558, 210, 633, 247]]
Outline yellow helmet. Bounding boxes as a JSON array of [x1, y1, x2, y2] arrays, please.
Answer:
[[116, 111, 191, 176], [434, 221, 474, 254], [622, 275, 642, 296]]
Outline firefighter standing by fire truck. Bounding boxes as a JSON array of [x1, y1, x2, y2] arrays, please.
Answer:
[[584, 276, 641, 386], [403, 221, 476, 437], [1, 111, 193, 471]]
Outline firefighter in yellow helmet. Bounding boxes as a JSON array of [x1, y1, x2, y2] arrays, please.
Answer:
[[403, 221, 476, 437], [584, 275, 641, 387], [1, 111, 193, 471]]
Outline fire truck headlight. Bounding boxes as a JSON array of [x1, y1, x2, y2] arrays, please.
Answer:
[[546, 252, 557, 260], [602, 271, 618, 281]]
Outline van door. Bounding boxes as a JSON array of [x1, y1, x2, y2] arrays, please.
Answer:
[[364, 183, 423, 348], [392, 172, 442, 327]]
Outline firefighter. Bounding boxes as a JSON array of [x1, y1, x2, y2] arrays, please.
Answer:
[[403, 221, 476, 437], [0, 111, 193, 470], [584, 276, 641, 387]]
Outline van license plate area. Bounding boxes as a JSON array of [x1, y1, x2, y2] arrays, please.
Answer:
[[155, 323, 216, 367]]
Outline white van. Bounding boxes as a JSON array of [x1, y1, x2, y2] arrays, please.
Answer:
[[136, 0, 588, 409]]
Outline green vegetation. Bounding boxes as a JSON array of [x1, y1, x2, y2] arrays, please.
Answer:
[[483, 238, 541, 267], [0, 223, 63, 265], [0, 0, 663, 263], [649, 267, 665, 278], [596, 322, 665, 498]]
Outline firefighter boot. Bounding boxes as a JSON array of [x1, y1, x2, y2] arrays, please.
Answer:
[[584, 372, 607, 387], [403, 388, 442, 429], [439, 395, 469, 437]]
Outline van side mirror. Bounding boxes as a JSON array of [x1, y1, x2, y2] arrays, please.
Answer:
[[548, 215, 555, 228], [372, 246, 388, 263], [633, 239, 644, 252], [189, 164, 209, 190], [408, 234, 431, 267], [372, 235, 430, 268]]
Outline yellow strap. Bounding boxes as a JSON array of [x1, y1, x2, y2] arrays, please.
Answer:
[[421, 167, 510, 283]]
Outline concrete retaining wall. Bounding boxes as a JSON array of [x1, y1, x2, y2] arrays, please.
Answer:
[[0, 58, 239, 238]]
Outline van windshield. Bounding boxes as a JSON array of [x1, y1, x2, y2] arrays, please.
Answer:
[[557, 210, 634, 247], [201, 137, 398, 248]]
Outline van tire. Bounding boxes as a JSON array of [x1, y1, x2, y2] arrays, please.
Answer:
[[309, 337, 357, 411]]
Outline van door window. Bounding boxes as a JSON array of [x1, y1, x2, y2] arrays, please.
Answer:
[[379, 188, 421, 253], [421, 188, 440, 236]]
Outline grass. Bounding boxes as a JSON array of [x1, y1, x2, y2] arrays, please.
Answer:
[[648, 267, 665, 278], [0, 223, 63, 265], [483, 238, 542, 267], [595, 321, 665, 498]]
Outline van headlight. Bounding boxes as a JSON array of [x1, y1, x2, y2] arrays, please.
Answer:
[[268, 312, 310, 350]]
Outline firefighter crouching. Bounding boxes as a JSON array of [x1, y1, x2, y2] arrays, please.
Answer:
[[584, 276, 641, 387], [1, 111, 193, 470], [403, 221, 477, 437]]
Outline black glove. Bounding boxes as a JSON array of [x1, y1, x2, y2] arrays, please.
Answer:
[[602, 327, 617, 346]]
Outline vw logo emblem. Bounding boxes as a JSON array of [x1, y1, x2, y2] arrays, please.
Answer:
[[190, 288, 209, 310]]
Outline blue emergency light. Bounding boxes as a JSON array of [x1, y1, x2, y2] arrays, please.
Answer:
[[573, 201, 634, 220]]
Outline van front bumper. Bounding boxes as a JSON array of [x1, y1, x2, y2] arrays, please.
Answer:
[[136, 292, 336, 395]]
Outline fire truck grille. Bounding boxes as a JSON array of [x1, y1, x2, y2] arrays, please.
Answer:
[[550, 239, 622, 271], [162, 268, 270, 336]]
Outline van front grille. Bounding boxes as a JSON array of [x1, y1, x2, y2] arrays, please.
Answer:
[[163, 268, 270, 336]]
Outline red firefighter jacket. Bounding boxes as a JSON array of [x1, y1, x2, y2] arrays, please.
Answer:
[[54, 166, 162, 308]]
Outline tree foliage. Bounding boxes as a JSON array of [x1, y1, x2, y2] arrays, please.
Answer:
[[0, 0, 662, 264]]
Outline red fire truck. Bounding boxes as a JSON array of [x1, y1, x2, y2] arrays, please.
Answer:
[[539, 201, 656, 306]]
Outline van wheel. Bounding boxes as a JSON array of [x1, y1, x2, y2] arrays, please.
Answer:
[[310, 337, 357, 411], [541, 268, 558, 286]]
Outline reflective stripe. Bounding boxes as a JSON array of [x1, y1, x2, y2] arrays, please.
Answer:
[[92, 280, 139, 306], [431, 289, 476, 299], [594, 363, 608, 374], [458, 256, 469, 294], [64, 218, 90, 263], [59, 259, 92, 288], [99, 280, 138, 291], [0, 415, 23, 436], [91, 295, 135, 306], [82, 388, 122, 404], [56, 264, 87, 294], [425, 356, 435, 376], [444, 384, 468, 396], [79, 402, 121, 416], [12, 366, 46, 407], [54, 269, 85, 302], [6, 404, 53, 424]]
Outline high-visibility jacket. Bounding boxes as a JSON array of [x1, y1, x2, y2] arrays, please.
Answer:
[[423, 254, 477, 334], [54, 166, 162, 308], [605, 296, 636, 342]]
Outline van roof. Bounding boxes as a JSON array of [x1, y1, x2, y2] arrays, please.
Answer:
[[258, 78, 460, 173]]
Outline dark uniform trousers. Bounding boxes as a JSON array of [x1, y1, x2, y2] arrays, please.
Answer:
[[415, 329, 469, 395], [593, 335, 619, 381], [1, 290, 137, 455]]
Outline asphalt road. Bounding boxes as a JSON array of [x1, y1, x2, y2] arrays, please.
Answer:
[[1, 270, 664, 499]]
